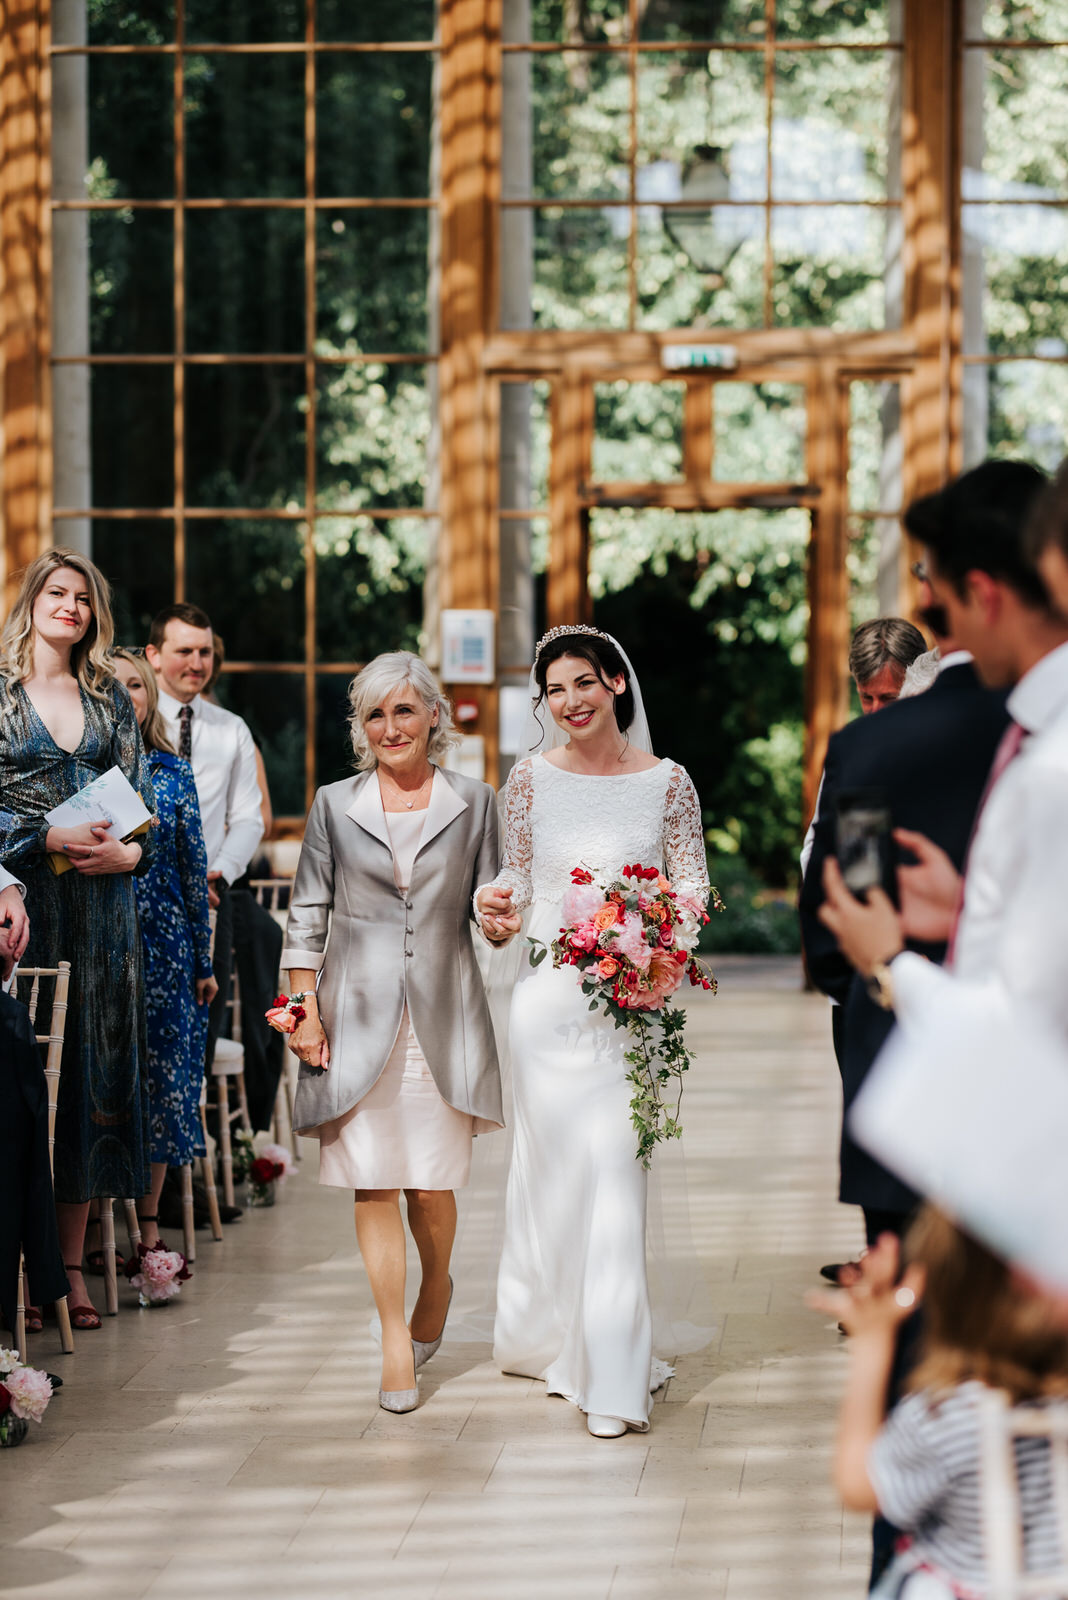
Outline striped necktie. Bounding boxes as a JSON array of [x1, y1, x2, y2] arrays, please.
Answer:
[[178, 704, 193, 761]]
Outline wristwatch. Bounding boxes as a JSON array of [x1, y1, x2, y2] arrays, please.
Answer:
[[865, 960, 896, 1011]]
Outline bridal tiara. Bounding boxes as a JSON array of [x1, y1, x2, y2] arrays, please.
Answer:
[[533, 623, 614, 664]]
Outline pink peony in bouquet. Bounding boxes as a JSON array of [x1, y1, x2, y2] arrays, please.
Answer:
[[0, 1346, 53, 1445], [530, 864, 720, 1166]]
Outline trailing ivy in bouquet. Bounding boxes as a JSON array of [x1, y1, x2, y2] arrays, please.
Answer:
[[529, 863, 721, 1167]]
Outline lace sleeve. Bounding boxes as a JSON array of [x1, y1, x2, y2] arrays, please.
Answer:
[[663, 763, 710, 905], [473, 758, 534, 919]]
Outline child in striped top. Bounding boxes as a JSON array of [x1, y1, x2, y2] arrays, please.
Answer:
[[809, 1208, 1068, 1598]]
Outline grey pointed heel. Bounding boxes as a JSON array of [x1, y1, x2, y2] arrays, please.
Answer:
[[412, 1275, 454, 1371], [379, 1385, 419, 1414]]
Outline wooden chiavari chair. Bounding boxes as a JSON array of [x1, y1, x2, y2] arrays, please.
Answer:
[[979, 1385, 1068, 1599], [250, 878, 300, 1160]]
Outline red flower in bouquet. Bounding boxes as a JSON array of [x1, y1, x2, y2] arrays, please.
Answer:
[[528, 861, 719, 1166], [250, 1156, 284, 1185]]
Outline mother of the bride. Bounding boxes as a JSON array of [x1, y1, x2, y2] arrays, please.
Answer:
[[282, 652, 505, 1413]]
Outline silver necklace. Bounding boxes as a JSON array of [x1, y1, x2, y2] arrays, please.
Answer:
[[386, 771, 431, 810]]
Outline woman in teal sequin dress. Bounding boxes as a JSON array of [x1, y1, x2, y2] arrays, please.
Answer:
[[0, 550, 156, 1328], [112, 650, 216, 1252]]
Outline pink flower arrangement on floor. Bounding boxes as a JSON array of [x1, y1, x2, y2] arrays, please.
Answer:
[[0, 1347, 53, 1444], [530, 863, 720, 1167], [124, 1241, 190, 1307], [259, 1142, 296, 1178]]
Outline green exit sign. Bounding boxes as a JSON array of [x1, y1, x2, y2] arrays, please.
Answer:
[[661, 345, 739, 371]]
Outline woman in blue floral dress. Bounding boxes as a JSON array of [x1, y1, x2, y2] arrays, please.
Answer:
[[112, 651, 216, 1252], [0, 550, 156, 1329]]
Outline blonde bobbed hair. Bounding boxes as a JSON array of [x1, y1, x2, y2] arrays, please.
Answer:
[[110, 649, 176, 757], [0, 547, 115, 701], [347, 651, 460, 772]]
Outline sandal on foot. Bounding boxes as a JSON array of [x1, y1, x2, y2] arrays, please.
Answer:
[[84, 1217, 107, 1275], [24, 1305, 43, 1333], [63, 1266, 102, 1331]]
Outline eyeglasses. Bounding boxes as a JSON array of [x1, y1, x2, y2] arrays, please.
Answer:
[[910, 561, 929, 583]]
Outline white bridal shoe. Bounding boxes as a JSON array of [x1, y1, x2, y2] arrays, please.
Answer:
[[586, 1414, 627, 1439]]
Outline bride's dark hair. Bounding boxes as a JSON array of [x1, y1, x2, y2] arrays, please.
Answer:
[[531, 633, 636, 746]]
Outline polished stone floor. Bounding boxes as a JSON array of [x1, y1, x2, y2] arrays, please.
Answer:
[[2, 958, 871, 1599]]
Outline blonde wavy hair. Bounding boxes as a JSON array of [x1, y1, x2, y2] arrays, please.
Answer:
[[0, 547, 115, 701], [110, 649, 175, 756], [347, 651, 461, 771]]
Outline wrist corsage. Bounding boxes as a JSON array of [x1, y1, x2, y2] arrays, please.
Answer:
[[265, 992, 309, 1034]]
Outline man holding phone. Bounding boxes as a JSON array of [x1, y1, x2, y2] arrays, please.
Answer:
[[800, 463, 1029, 1256]]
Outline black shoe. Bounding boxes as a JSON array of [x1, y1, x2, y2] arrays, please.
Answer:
[[45, 1372, 63, 1390], [190, 1178, 243, 1224], [820, 1261, 862, 1284]]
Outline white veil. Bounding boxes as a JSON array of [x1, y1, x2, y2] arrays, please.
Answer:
[[448, 628, 716, 1363]]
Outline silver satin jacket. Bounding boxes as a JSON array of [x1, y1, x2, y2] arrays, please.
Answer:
[[281, 766, 504, 1136]]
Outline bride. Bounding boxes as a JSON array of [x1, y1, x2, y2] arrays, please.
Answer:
[[475, 625, 711, 1437]]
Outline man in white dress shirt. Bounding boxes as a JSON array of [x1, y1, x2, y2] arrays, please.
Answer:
[[147, 603, 264, 1068], [819, 458, 1068, 1053]]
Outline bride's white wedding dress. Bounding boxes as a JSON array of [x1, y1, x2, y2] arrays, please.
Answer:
[[487, 752, 710, 1430]]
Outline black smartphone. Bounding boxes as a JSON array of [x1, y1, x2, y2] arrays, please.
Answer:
[[835, 787, 896, 904]]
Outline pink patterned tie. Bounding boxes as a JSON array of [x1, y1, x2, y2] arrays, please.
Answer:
[[946, 720, 1026, 965]]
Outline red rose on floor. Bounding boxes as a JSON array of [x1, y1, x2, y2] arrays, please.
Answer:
[[250, 1157, 279, 1184]]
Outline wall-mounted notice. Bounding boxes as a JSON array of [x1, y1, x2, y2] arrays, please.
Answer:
[[441, 609, 495, 684]]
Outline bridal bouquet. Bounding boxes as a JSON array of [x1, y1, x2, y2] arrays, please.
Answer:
[[0, 1347, 53, 1447], [529, 864, 719, 1167]]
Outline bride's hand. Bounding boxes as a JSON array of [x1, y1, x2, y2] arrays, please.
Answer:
[[477, 886, 520, 943]]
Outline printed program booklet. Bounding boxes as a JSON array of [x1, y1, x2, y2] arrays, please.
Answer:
[[45, 765, 153, 876]]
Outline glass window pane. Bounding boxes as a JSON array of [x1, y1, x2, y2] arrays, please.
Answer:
[[186, 520, 306, 661], [638, 0, 766, 42], [215, 673, 306, 817], [962, 203, 1068, 356], [775, 1, 899, 43], [966, 47, 1068, 201], [713, 382, 806, 482], [499, 380, 550, 511], [502, 52, 629, 202], [637, 204, 764, 331], [52, 55, 174, 200], [185, 366, 306, 507], [186, 211, 305, 354], [316, 364, 431, 510], [981, 2, 1068, 39], [503, 208, 629, 331], [506, 0, 628, 44], [314, 516, 430, 663], [90, 519, 175, 641], [774, 50, 895, 201], [318, 0, 437, 41], [963, 360, 1068, 472], [638, 51, 767, 204], [59, 0, 175, 45], [185, 55, 305, 199], [848, 381, 902, 511], [86, 367, 174, 507], [316, 210, 432, 355], [317, 56, 435, 198], [592, 381, 685, 482], [772, 205, 890, 329], [185, 0, 305, 43], [53, 210, 173, 356], [316, 674, 357, 790]]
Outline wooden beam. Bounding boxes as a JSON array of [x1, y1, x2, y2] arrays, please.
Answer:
[[547, 370, 591, 626], [802, 364, 851, 838], [438, 0, 497, 774], [900, 0, 958, 608], [1, 0, 50, 601]]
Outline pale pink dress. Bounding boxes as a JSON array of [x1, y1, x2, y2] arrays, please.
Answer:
[[317, 807, 477, 1191]]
